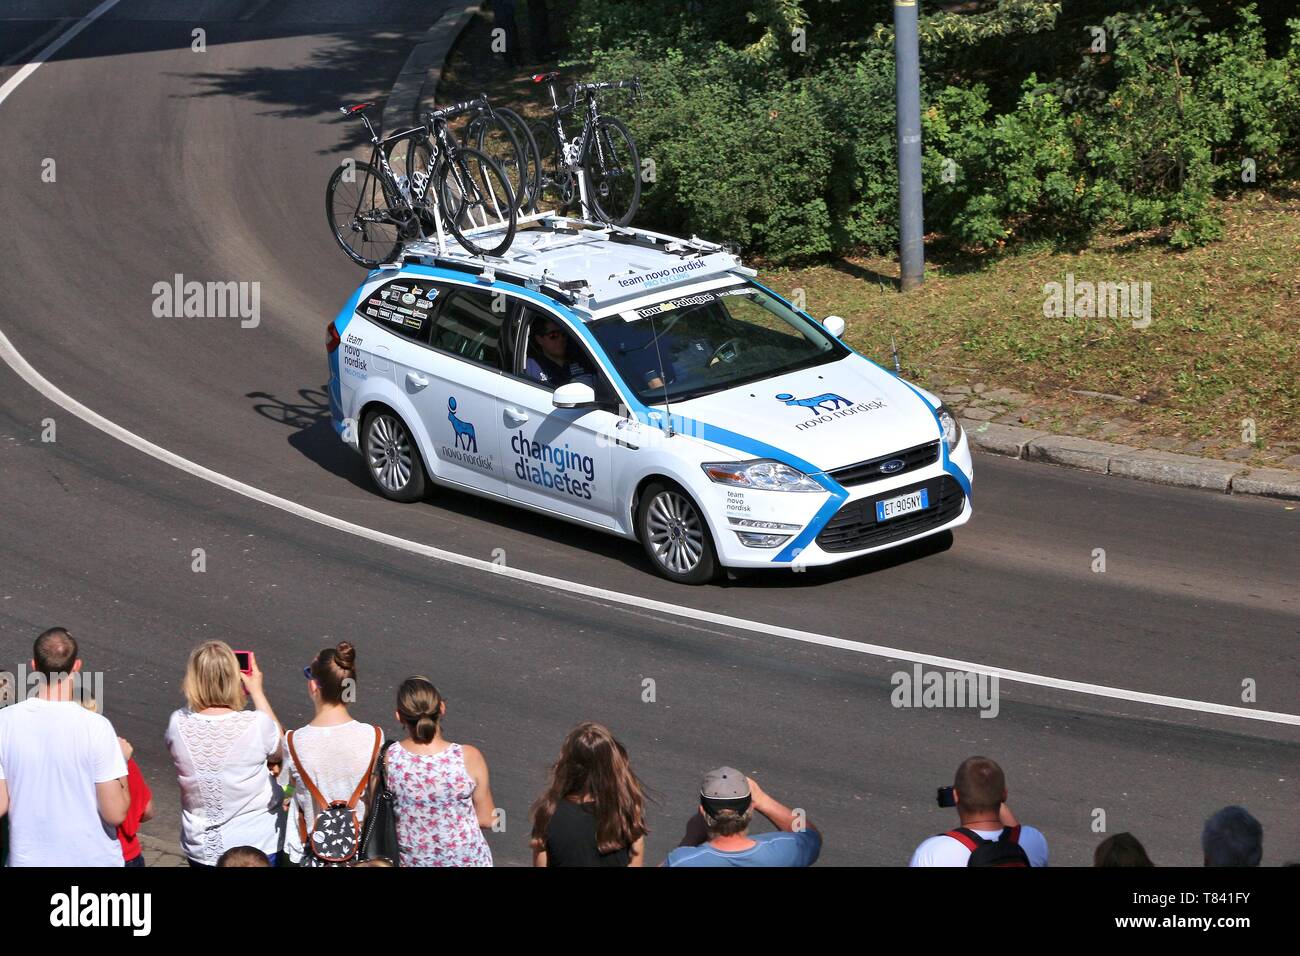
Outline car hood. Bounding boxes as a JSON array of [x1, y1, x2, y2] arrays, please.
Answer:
[[670, 355, 940, 473]]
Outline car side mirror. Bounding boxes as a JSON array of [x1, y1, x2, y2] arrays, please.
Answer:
[[823, 315, 846, 338], [553, 382, 597, 408]]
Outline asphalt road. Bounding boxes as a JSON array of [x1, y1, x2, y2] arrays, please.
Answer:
[[0, 0, 1296, 867]]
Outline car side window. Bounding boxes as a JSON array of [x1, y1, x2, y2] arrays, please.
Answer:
[[431, 288, 506, 369], [355, 278, 444, 342], [517, 307, 619, 405]]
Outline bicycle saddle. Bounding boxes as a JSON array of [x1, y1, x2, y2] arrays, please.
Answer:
[[531, 72, 560, 83], [339, 102, 375, 115]]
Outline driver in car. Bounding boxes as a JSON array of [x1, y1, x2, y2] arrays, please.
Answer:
[[526, 317, 597, 387]]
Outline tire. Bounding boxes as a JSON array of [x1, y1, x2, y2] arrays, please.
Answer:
[[636, 480, 720, 584], [326, 160, 408, 268], [531, 120, 578, 215], [362, 408, 428, 503], [438, 146, 517, 257], [582, 115, 641, 227], [467, 112, 528, 213], [493, 107, 542, 212]]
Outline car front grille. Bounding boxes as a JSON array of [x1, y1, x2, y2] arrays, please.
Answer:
[[815, 475, 965, 553], [827, 441, 940, 487]]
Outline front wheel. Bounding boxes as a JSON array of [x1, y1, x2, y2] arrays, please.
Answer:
[[582, 115, 641, 227], [439, 146, 517, 257], [362, 409, 428, 503], [636, 480, 720, 584]]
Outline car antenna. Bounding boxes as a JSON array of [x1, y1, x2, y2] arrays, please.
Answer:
[[649, 313, 675, 437], [891, 335, 902, 374]]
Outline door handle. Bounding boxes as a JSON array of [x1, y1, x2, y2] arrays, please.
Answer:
[[504, 406, 529, 425], [406, 371, 428, 390]]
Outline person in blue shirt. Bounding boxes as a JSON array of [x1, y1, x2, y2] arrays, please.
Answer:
[[664, 767, 821, 867], [525, 317, 596, 388]]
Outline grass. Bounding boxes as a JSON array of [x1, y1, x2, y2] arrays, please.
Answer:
[[439, 12, 1300, 466]]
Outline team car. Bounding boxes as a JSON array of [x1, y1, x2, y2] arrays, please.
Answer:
[[326, 219, 972, 583]]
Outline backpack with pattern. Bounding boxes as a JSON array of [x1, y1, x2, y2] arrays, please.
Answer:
[[288, 726, 382, 867]]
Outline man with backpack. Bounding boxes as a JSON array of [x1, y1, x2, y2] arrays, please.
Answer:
[[909, 756, 1049, 867]]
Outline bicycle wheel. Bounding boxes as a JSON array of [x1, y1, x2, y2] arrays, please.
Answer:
[[438, 146, 517, 257], [326, 160, 408, 268], [494, 107, 541, 212], [467, 113, 528, 214], [582, 115, 641, 227], [531, 119, 578, 215]]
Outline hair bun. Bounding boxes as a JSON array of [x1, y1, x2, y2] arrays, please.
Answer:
[[334, 641, 356, 671]]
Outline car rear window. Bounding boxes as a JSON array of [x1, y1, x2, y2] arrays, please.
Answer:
[[355, 278, 443, 341]]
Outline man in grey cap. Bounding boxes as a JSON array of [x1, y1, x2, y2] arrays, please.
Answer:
[[664, 767, 821, 867]]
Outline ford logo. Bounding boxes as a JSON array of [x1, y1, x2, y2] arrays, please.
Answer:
[[879, 458, 905, 474]]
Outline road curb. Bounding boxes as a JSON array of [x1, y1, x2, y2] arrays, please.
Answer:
[[963, 418, 1299, 501], [382, 1, 481, 135]]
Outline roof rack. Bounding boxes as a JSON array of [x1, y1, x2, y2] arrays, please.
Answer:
[[383, 214, 753, 317]]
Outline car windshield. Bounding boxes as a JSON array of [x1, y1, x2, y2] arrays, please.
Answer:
[[588, 283, 846, 405]]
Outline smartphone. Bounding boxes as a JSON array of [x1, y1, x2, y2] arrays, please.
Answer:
[[233, 650, 252, 675], [936, 786, 956, 808]]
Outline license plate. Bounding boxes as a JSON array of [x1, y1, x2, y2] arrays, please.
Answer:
[[875, 488, 928, 522]]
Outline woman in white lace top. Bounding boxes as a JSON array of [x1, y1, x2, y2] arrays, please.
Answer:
[[165, 641, 284, 866]]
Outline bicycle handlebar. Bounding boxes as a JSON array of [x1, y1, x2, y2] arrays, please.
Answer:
[[426, 94, 493, 123], [571, 77, 640, 97]]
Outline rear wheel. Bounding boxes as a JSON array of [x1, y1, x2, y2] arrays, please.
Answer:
[[362, 408, 427, 503], [467, 112, 528, 213], [636, 480, 720, 584], [325, 160, 409, 267], [531, 120, 578, 215]]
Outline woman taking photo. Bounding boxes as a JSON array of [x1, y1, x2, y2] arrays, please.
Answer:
[[165, 641, 283, 867], [530, 722, 647, 867], [385, 677, 495, 866]]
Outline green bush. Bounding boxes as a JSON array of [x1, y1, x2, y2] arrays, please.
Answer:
[[570, 1, 1300, 262]]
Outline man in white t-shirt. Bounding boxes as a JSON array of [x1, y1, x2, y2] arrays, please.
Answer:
[[909, 756, 1049, 867], [0, 628, 131, 867]]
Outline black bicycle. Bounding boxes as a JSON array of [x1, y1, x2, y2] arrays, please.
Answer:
[[529, 72, 642, 226], [326, 101, 516, 266]]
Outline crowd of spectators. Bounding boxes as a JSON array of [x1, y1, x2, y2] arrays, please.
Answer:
[[0, 627, 1279, 868]]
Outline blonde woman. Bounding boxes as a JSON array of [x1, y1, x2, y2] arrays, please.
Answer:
[[165, 641, 284, 867]]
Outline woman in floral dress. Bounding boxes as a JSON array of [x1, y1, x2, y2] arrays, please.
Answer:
[[385, 677, 495, 866]]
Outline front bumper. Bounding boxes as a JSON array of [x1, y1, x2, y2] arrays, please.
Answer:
[[706, 434, 974, 569]]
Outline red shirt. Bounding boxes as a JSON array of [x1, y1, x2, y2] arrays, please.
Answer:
[[118, 758, 152, 862]]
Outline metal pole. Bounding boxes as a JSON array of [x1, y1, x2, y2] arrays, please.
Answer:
[[894, 0, 924, 290]]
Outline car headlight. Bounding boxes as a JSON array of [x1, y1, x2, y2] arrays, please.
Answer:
[[701, 459, 823, 492], [937, 404, 963, 454]]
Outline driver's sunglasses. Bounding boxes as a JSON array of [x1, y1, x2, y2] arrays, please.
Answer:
[[303, 666, 314, 680], [536, 329, 564, 340]]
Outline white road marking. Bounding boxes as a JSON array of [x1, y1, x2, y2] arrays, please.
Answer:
[[0, 0, 122, 102], [2, 8, 1296, 729]]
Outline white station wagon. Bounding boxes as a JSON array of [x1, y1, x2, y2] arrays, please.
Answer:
[[327, 219, 972, 583]]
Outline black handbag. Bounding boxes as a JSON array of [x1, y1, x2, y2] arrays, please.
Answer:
[[359, 740, 401, 865]]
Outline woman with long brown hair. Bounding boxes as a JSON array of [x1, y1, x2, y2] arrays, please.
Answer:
[[530, 722, 647, 867]]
